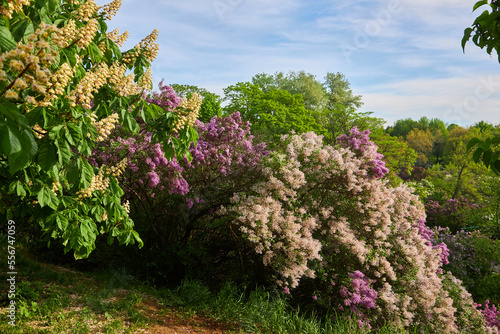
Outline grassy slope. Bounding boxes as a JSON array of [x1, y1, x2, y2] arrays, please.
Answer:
[[0, 244, 412, 334], [0, 245, 241, 333]]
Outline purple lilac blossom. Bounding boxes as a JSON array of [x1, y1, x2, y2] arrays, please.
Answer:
[[337, 127, 389, 179], [415, 218, 450, 267], [475, 300, 500, 331], [91, 102, 267, 211], [146, 81, 182, 111], [340, 270, 378, 330]]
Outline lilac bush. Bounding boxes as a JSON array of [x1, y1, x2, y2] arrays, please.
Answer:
[[433, 228, 481, 284], [89, 117, 272, 290], [91, 86, 269, 259], [226, 129, 486, 333], [475, 300, 500, 333], [91, 81, 266, 204]]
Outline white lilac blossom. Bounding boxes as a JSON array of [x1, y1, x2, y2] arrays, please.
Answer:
[[228, 130, 469, 333]]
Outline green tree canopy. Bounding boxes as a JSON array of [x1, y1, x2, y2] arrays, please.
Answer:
[[429, 118, 449, 136], [388, 118, 419, 138], [406, 128, 434, 166], [198, 93, 222, 123], [223, 82, 325, 142], [251, 71, 326, 111], [323, 72, 363, 109], [436, 127, 492, 200], [170, 84, 212, 98], [223, 82, 263, 124], [473, 120, 497, 133]]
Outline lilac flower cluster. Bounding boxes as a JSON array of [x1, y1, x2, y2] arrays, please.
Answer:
[[415, 218, 450, 268], [181, 113, 268, 208], [91, 84, 268, 212], [92, 112, 267, 204], [340, 271, 378, 330], [187, 112, 267, 177], [89, 133, 189, 197], [475, 300, 500, 332], [146, 80, 182, 111], [337, 126, 389, 179]]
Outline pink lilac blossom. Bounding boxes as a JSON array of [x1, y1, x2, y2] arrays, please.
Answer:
[[475, 300, 500, 332], [228, 130, 473, 333], [337, 126, 389, 179], [340, 271, 378, 330], [146, 80, 182, 111]]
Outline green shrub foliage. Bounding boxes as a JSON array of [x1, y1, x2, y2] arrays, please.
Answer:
[[0, 0, 195, 258]]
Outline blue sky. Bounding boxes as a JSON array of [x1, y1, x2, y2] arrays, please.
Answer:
[[100, 0, 500, 127]]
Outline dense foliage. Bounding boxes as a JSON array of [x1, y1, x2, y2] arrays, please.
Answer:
[[0, 0, 201, 258], [425, 197, 483, 232], [224, 128, 485, 332], [85, 81, 500, 331], [463, 0, 500, 175], [1, 1, 500, 332]]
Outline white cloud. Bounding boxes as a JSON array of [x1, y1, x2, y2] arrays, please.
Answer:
[[96, 0, 500, 126], [359, 74, 500, 126]]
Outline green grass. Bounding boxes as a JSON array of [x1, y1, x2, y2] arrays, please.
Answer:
[[0, 243, 155, 334], [154, 279, 413, 334], [0, 244, 427, 334]]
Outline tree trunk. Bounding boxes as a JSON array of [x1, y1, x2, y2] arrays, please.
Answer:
[[452, 164, 466, 199]]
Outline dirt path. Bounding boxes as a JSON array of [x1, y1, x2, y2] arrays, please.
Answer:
[[0, 260, 242, 334], [139, 299, 239, 334]]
